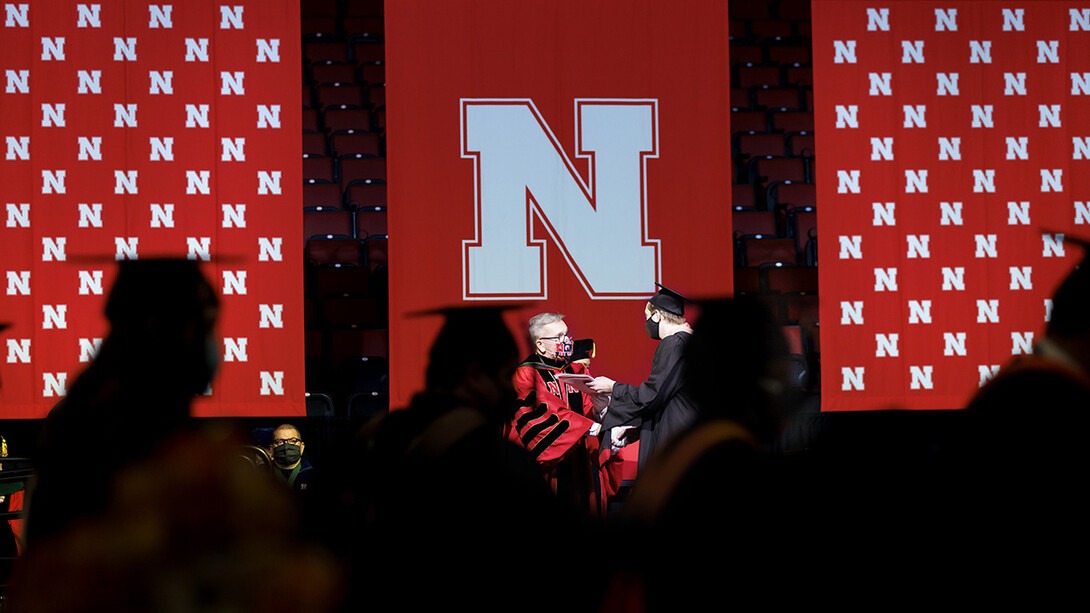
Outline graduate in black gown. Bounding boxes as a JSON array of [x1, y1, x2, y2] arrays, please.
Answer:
[[590, 285, 698, 472], [24, 259, 220, 546]]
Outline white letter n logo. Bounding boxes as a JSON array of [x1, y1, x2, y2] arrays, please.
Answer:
[[460, 99, 660, 299]]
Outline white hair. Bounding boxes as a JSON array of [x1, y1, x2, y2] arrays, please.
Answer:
[[528, 312, 565, 341]]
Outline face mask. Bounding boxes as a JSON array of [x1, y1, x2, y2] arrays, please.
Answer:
[[645, 315, 661, 340], [541, 335, 574, 361], [553, 335, 574, 360], [193, 333, 219, 395], [273, 443, 302, 466]]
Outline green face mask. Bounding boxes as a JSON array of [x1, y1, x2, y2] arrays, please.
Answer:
[[273, 443, 302, 466]]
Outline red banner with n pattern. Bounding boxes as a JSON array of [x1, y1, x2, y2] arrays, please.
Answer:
[[814, 1, 1090, 410], [0, 0, 304, 417]]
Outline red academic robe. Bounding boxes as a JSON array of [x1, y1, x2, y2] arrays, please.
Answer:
[[509, 353, 623, 515]]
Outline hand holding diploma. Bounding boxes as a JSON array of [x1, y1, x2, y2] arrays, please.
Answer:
[[588, 376, 615, 394]]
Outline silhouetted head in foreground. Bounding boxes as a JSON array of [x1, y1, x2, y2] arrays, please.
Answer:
[[26, 260, 222, 547], [685, 296, 791, 444], [1043, 242, 1090, 374], [422, 306, 520, 425], [98, 259, 221, 396]]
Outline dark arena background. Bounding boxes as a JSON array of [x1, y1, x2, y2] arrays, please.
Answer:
[[2, 0, 1088, 609]]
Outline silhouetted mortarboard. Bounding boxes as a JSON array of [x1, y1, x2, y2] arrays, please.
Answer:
[[648, 283, 689, 316], [408, 304, 523, 328], [411, 305, 520, 358], [1047, 234, 1090, 337], [105, 258, 217, 327], [412, 304, 521, 393]]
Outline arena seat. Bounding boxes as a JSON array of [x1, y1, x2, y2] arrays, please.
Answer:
[[764, 263, 818, 294], [323, 295, 382, 328], [339, 157, 386, 183], [304, 208, 354, 240], [767, 44, 811, 65], [339, 356, 390, 394], [303, 133, 328, 158], [316, 85, 366, 109], [302, 109, 321, 132], [332, 133, 382, 157], [302, 0, 338, 18], [742, 237, 797, 267], [314, 265, 371, 298], [307, 238, 363, 267], [346, 184, 387, 209], [731, 87, 752, 110], [751, 19, 794, 42], [768, 181, 816, 209], [331, 328, 389, 364], [352, 41, 385, 63], [325, 109, 374, 133], [786, 132, 815, 157], [737, 65, 782, 88], [356, 207, 388, 238], [748, 157, 807, 204], [303, 183, 344, 210], [770, 110, 814, 133], [305, 41, 350, 64], [730, 0, 771, 21], [305, 392, 336, 417], [302, 17, 338, 38], [311, 62, 358, 86], [345, 17, 384, 38], [785, 65, 813, 86], [786, 208, 817, 264], [347, 391, 389, 419], [360, 63, 386, 86], [365, 236, 388, 270], [367, 84, 386, 108], [731, 111, 768, 135], [733, 266, 762, 295], [730, 45, 765, 65], [736, 133, 787, 159], [732, 208, 776, 236], [345, 0, 385, 17], [733, 184, 757, 209], [303, 158, 336, 184]]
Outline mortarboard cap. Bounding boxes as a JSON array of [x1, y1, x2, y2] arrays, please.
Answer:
[[104, 258, 217, 327], [412, 304, 521, 393], [408, 304, 521, 354], [571, 338, 596, 362], [648, 283, 689, 316], [407, 303, 522, 326]]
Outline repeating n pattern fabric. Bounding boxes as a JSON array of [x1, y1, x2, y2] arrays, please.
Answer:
[[814, 1, 1090, 410], [0, 1, 304, 417]]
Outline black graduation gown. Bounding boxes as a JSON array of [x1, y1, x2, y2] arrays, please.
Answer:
[[602, 331, 698, 471]]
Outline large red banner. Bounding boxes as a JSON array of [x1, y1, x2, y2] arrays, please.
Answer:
[[0, 0, 304, 417], [385, 0, 733, 407], [815, 1, 1090, 410]]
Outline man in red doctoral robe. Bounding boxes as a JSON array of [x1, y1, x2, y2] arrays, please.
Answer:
[[510, 312, 621, 515]]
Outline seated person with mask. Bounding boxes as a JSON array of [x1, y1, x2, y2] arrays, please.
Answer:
[[268, 424, 313, 492]]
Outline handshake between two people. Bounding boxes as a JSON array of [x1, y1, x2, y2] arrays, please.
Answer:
[[554, 374, 633, 451]]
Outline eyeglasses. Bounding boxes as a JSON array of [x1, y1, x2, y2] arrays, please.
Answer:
[[539, 333, 571, 341], [271, 437, 301, 447]]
